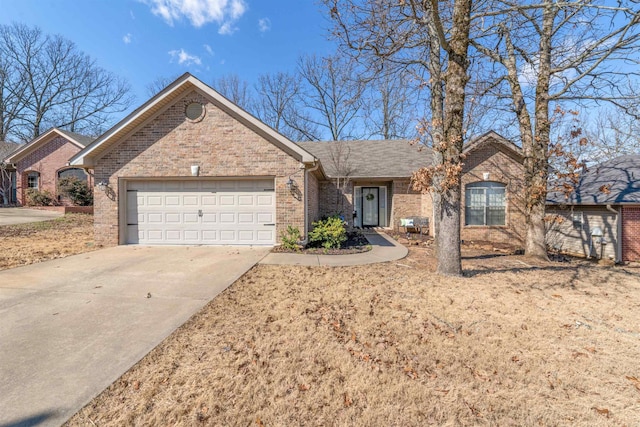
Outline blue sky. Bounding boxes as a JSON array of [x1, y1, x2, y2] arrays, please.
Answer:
[[0, 0, 335, 113]]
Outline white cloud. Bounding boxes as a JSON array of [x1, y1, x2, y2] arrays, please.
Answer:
[[203, 44, 214, 55], [123, 33, 132, 44], [168, 48, 202, 66], [142, 0, 247, 31], [258, 17, 271, 33]]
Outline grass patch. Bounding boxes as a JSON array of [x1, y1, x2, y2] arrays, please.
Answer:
[[0, 213, 96, 270], [66, 246, 640, 426]]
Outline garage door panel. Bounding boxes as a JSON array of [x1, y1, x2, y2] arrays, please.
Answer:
[[238, 213, 254, 223], [238, 195, 254, 205], [126, 180, 275, 245], [201, 195, 217, 206], [257, 195, 273, 206], [201, 213, 217, 223], [184, 212, 199, 223]]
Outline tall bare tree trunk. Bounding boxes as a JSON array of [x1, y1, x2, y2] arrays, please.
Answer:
[[525, 0, 554, 260], [435, 0, 472, 276], [427, 9, 444, 251]]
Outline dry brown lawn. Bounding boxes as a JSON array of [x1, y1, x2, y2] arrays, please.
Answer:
[[66, 245, 640, 426], [0, 213, 96, 270]]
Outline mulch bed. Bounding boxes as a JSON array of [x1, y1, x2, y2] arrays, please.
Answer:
[[272, 230, 371, 255]]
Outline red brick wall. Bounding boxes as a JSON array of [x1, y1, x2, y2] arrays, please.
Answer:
[[461, 144, 526, 245], [15, 135, 84, 206], [93, 89, 305, 246], [622, 206, 640, 262]]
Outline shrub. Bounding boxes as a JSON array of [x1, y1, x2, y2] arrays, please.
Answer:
[[280, 225, 302, 251], [308, 215, 347, 249], [25, 189, 57, 206], [58, 177, 93, 206]]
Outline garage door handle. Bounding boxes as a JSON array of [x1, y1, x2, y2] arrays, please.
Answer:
[[263, 223, 275, 226], [198, 209, 203, 217]]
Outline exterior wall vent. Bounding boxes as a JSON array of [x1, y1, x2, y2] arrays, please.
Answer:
[[186, 102, 205, 121]]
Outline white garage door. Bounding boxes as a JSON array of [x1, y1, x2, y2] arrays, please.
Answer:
[[126, 179, 275, 245]]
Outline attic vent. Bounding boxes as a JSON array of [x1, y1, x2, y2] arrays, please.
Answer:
[[185, 102, 204, 121]]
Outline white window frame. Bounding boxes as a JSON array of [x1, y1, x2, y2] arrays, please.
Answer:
[[465, 182, 506, 226]]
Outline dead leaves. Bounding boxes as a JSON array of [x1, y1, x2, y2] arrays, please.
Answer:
[[626, 376, 640, 393], [592, 407, 611, 418]]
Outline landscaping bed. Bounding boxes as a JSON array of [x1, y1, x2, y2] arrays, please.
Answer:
[[272, 230, 371, 255]]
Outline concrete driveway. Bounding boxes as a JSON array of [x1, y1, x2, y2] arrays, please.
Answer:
[[0, 245, 270, 427], [0, 208, 63, 226]]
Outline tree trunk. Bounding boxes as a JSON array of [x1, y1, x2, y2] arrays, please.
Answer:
[[526, 0, 554, 260], [435, 0, 472, 276]]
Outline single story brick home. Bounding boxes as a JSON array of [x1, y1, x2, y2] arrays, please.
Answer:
[[5, 128, 94, 206], [546, 155, 640, 262], [67, 73, 528, 247]]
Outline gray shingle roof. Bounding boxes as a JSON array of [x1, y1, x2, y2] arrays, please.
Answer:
[[296, 140, 432, 178], [0, 141, 21, 161], [547, 154, 640, 205], [56, 129, 94, 147]]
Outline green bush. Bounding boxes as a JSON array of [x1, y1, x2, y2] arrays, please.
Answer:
[[58, 177, 93, 206], [280, 225, 302, 251], [25, 189, 57, 206], [308, 215, 347, 249]]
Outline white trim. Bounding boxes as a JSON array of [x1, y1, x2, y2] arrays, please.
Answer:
[[6, 128, 87, 163]]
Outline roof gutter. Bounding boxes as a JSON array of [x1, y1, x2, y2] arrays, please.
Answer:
[[606, 204, 622, 263]]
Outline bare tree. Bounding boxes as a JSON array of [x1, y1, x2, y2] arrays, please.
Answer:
[[297, 54, 364, 141], [0, 23, 133, 141], [326, 0, 473, 276], [472, 0, 640, 259], [212, 73, 255, 113], [145, 74, 182, 98], [254, 71, 319, 141], [363, 70, 425, 140]]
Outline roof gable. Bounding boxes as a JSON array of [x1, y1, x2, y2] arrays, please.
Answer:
[[463, 131, 524, 162], [6, 128, 91, 164], [70, 73, 315, 167]]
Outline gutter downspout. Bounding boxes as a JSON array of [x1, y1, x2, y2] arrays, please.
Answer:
[[606, 204, 621, 263], [303, 160, 320, 245]]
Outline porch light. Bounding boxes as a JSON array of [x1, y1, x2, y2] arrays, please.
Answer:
[[286, 177, 295, 191], [97, 180, 108, 192]]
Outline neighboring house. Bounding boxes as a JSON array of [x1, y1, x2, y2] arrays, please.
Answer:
[[546, 155, 640, 262], [298, 131, 526, 244], [5, 128, 94, 206], [68, 72, 526, 248], [0, 141, 23, 205]]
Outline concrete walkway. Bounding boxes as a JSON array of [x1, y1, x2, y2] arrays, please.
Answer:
[[0, 207, 63, 226], [0, 245, 270, 427], [260, 231, 408, 266]]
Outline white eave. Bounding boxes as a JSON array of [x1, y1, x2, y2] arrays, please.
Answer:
[[70, 73, 316, 167]]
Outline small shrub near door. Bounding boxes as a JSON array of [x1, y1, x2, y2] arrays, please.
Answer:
[[280, 225, 302, 251], [24, 189, 57, 206], [308, 215, 347, 249], [58, 177, 93, 206]]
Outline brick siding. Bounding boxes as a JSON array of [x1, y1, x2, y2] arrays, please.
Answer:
[[622, 206, 640, 262], [15, 135, 85, 206], [93, 89, 305, 246], [461, 145, 526, 245]]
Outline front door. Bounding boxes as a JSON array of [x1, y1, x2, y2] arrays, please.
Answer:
[[362, 187, 379, 227]]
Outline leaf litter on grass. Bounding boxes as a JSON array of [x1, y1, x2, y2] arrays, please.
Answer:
[[66, 246, 640, 426]]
